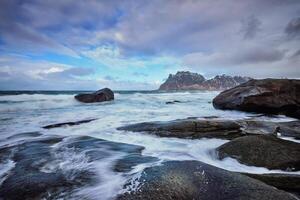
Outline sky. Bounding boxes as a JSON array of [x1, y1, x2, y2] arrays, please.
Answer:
[[0, 0, 300, 90]]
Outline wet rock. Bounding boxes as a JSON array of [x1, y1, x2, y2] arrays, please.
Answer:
[[42, 118, 97, 129], [114, 154, 158, 173], [242, 173, 300, 197], [278, 120, 300, 139], [237, 120, 300, 139], [118, 119, 243, 140], [165, 100, 182, 104], [118, 160, 296, 200], [213, 79, 300, 119], [0, 135, 149, 200], [0, 137, 68, 200], [202, 116, 219, 119], [74, 88, 114, 103], [6, 131, 42, 139], [217, 135, 300, 171]]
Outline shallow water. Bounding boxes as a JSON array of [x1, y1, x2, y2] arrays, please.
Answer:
[[0, 91, 299, 199]]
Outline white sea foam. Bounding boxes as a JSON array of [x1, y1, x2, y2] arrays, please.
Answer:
[[0, 160, 15, 185], [71, 153, 126, 200]]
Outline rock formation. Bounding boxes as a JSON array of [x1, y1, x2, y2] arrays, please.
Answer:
[[213, 79, 300, 119], [74, 88, 114, 103], [159, 71, 251, 90]]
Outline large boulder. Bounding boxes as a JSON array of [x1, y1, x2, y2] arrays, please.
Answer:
[[213, 79, 300, 119], [118, 119, 243, 140], [217, 135, 300, 171], [118, 160, 296, 200], [74, 88, 114, 103]]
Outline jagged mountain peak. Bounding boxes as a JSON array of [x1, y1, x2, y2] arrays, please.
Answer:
[[159, 71, 251, 90]]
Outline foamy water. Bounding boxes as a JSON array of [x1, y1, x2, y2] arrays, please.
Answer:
[[0, 91, 299, 199]]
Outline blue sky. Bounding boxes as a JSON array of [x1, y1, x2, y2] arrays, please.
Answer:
[[0, 0, 300, 90]]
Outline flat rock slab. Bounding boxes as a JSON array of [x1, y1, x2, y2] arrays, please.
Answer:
[[217, 135, 300, 171], [118, 119, 243, 140], [118, 160, 296, 200], [237, 120, 300, 138], [118, 118, 300, 140], [42, 118, 97, 129]]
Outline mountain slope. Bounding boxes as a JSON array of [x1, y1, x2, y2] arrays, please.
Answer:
[[159, 71, 251, 90]]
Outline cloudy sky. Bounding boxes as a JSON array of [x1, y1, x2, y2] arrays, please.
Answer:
[[0, 0, 299, 90]]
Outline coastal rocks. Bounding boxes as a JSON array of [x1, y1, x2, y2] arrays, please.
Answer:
[[242, 173, 300, 196], [118, 118, 300, 141], [42, 118, 97, 129], [159, 71, 251, 91], [238, 120, 300, 138], [118, 160, 296, 200], [217, 135, 300, 171], [74, 88, 114, 103], [0, 135, 149, 200], [118, 119, 243, 140], [213, 79, 300, 119]]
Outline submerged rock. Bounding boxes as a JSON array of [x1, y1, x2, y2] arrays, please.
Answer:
[[42, 118, 97, 129], [165, 100, 182, 104], [118, 160, 296, 200], [74, 88, 114, 103], [213, 79, 300, 119], [217, 135, 300, 171], [118, 119, 243, 140], [0, 135, 149, 200]]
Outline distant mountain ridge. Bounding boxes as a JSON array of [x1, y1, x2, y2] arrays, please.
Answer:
[[159, 71, 252, 90]]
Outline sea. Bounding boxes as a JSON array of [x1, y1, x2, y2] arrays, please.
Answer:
[[0, 90, 299, 199]]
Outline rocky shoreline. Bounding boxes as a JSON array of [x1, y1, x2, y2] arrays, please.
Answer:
[[1, 79, 300, 199], [213, 79, 300, 119]]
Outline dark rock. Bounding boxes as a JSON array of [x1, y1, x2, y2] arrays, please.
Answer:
[[202, 116, 219, 119], [159, 71, 251, 91], [242, 173, 300, 197], [42, 118, 97, 129], [6, 131, 42, 139], [118, 160, 296, 200], [0, 137, 68, 200], [118, 117, 300, 140], [213, 79, 300, 119], [0, 135, 149, 200], [165, 100, 182, 104], [217, 135, 300, 171], [118, 119, 244, 140], [74, 88, 114, 103], [278, 120, 300, 139], [114, 154, 158, 173], [237, 120, 300, 139]]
